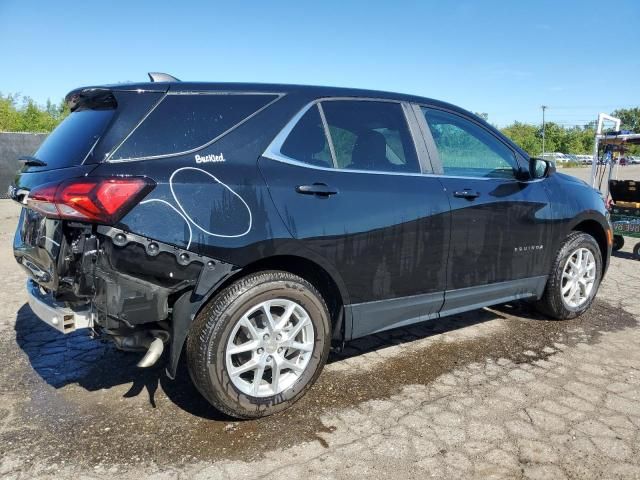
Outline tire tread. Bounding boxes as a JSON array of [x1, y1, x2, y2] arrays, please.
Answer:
[[535, 231, 602, 320]]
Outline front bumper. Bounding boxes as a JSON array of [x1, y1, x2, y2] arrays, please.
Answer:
[[27, 279, 93, 334]]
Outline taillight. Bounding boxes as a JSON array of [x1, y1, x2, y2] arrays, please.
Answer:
[[27, 177, 155, 224]]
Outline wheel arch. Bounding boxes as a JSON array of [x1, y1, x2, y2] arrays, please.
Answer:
[[167, 252, 350, 378], [210, 254, 349, 337], [570, 217, 611, 272]]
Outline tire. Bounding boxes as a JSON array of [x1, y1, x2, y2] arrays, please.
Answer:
[[187, 270, 331, 419], [612, 235, 625, 251], [535, 231, 602, 320], [633, 242, 640, 260]]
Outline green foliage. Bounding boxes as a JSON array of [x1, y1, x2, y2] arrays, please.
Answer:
[[611, 107, 640, 133], [0, 93, 69, 133], [500, 108, 640, 157], [500, 121, 594, 157], [500, 122, 541, 155]]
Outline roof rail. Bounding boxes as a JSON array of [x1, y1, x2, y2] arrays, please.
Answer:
[[147, 72, 180, 82]]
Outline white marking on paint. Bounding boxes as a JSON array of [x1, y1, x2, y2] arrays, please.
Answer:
[[169, 166, 252, 238], [140, 198, 194, 249]]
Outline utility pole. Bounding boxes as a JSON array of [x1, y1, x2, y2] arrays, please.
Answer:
[[541, 105, 547, 158]]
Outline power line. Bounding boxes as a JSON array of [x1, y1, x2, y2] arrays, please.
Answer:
[[490, 105, 639, 115], [543, 104, 639, 109], [545, 113, 601, 117]]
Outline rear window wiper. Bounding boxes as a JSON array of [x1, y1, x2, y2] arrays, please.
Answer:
[[19, 155, 47, 167]]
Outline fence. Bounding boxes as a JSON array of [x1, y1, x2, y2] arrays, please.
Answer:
[[0, 132, 47, 198]]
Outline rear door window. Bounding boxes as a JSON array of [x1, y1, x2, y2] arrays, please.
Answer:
[[321, 100, 420, 173], [111, 93, 278, 160]]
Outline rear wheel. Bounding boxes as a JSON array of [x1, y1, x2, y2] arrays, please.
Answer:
[[535, 232, 602, 319], [633, 242, 640, 260], [187, 271, 331, 419]]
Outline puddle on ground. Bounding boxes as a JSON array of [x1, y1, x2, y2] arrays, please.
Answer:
[[0, 299, 635, 468]]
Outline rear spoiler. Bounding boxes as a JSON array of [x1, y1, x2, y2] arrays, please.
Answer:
[[65, 88, 117, 112], [64, 73, 178, 112]]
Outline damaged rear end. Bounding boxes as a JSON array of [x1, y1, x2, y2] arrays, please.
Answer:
[[11, 83, 238, 373]]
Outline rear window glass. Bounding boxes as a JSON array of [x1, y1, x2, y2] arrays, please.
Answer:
[[34, 109, 115, 169], [111, 93, 277, 160]]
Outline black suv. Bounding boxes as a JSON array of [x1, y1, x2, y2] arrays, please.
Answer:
[[11, 74, 611, 418]]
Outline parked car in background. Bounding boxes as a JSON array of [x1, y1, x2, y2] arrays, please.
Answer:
[[10, 75, 612, 418], [541, 152, 567, 165]]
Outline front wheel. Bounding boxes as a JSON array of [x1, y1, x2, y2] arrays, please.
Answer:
[[535, 232, 602, 320], [187, 271, 331, 419]]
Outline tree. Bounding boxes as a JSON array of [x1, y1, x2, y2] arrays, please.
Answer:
[[501, 121, 596, 157], [501, 122, 540, 155], [0, 94, 22, 131], [611, 107, 640, 133], [0, 93, 69, 133]]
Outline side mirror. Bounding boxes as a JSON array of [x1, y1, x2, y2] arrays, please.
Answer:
[[529, 157, 554, 179]]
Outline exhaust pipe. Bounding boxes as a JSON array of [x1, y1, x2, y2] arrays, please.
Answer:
[[106, 329, 169, 368], [137, 336, 165, 368]]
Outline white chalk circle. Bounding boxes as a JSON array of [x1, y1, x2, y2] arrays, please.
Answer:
[[169, 167, 252, 238], [140, 198, 194, 249]]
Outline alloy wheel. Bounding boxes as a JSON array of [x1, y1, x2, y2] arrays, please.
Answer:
[[561, 247, 596, 308], [225, 299, 315, 397]]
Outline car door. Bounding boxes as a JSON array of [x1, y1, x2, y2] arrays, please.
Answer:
[[259, 99, 451, 338], [417, 106, 554, 315]]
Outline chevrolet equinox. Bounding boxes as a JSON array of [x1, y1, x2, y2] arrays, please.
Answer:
[[10, 73, 612, 418]]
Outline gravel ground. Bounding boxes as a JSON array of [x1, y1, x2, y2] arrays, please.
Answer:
[[1, 166, 639, 479]]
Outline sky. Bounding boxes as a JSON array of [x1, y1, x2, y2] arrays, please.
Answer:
[[1, 0, 639, 127]]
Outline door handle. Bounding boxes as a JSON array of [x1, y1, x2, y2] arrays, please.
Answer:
[[453, 189, 480, 199], [296, 183, 338, 196]]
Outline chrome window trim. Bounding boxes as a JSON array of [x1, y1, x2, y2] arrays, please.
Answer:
[[263, 97, 544, 182], [106, 92, 284, 163], [264, 152, 535, 181], [263, 152, 433, 177], [263, 97, 427, 177], [166, 90, 283, 96], [316, 96, 411, 103], [264, 152, 528, 180]]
